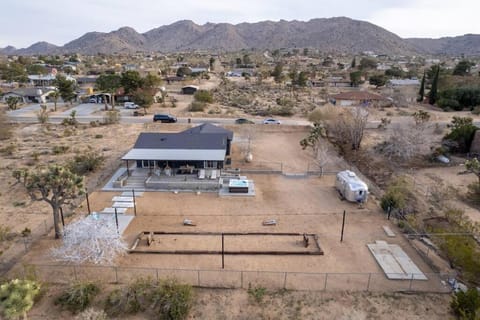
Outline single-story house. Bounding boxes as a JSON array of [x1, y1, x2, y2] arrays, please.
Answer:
[[331, 91, 387, 107], [387, 79, 420, 87], [121, 123, 233, 175], [2, 87, 55, 104], [181, 85, 199, 95], [28, 74, 75, 87]]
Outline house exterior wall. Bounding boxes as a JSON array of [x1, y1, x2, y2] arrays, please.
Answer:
[[135, 160, 224, 170]]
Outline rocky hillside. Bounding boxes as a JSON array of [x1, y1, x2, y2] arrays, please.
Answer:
[[1, 18, 479, 56], [406, 34, 480, 56]]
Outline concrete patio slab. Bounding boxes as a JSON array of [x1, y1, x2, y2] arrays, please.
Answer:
[[367, 240, 427, 280]]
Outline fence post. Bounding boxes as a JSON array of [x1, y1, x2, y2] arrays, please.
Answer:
[[408, 273, 414, 291], [280, 162, 283, 173], [114, 267, 118, 284], [73, 266, 77, 281], [323, 273, 328, 291], [366, 273, 372, 291], [240, 271, 243, 289], [156, 269, 159, 281], [197, 270, 200, 287], [283, 272, 287, 289], [44, 220, 48, 235]]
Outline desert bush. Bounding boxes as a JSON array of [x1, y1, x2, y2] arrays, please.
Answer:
[[193, 90, 213, 103], [0, 111, 12, 140], [104, 278, 152, 316], [55, 282, 100, 314], [102, 110, 120, 125], [472, 106, 480, 115], [439, 231, 480, 283], [380, 176, 415, 214], [74, 308, 108, 320], [0, 144, 16, 156], [62, 110, 78, 126], [231, 95, 252, 107], [90, 120, 100, 127], [188, 101, 206, 112], [276, 97, 294, 108], [0, 279, 41, 319], [105, 278, 193, 319], [94, 134, 103, 139], [467, 183, 480, 206], [52, 145, 70, 155], [438, 98, 462, 111], [443, 117, 477, 153], [67, 151, 105, 176], [36, 104, 49, 124], [0, 225, 11, 242], [247, 284, 267, 304], [150, 279, 193, 320], [270, 105, 294, 117], [451, 288, 480, 320]]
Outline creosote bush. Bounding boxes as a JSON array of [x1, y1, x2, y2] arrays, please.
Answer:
[[188, 101, 206, 112], [451, 288, 480, 320], [105, 278, 193, 320], [55, 281, 100, 314], [193, 90, 213, 103], [67, 151, 105, 176]]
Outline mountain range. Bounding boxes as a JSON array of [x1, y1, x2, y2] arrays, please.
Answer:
[[2, 17, 479, 56]]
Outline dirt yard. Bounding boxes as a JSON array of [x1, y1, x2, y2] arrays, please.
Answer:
[[26, 285, 452, 320], [0, 119, 458, 319]]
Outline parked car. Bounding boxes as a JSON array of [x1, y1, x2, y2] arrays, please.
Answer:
[[235, 118, 254, 124], [263, 118, 281, 124], [88, 98, 97, 103], [153, 114, 177, 123], [124, 102, 139, 109]]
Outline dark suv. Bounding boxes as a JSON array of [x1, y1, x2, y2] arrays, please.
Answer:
[[153, 114, 177, 123]]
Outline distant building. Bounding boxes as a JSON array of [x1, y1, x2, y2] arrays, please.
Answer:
[[331, 91, 387, 107], [28, 73, 75, 87], [387, 79, 420, 87], [181, 85, 199, 95], [2, 87, 55, 104]]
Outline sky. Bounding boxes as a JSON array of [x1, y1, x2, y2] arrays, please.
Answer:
[[1, 0, 479, 48]]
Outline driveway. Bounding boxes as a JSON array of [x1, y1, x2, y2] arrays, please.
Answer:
[[59, 103, 105, 116], [7, 104, 45, 116]]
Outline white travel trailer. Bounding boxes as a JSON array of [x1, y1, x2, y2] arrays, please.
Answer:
[[335, 170, 369, 203]]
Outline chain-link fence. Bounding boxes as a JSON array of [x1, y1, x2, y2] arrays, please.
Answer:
[[26, 264, 453, 293], [0, 218, 51, 276]]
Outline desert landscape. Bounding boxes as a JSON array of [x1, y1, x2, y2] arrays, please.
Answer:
[[1, 9, 480, 318]]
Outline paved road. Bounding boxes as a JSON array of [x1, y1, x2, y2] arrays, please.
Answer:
[[7, 103, 476, 128]]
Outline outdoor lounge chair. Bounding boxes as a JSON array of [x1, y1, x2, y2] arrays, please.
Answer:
[[210, 170, 217, 179], [198, 169, 205, 179]]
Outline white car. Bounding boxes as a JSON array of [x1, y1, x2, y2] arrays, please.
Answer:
[[263, 118, 281, 124], [124, 102, 139, 109]]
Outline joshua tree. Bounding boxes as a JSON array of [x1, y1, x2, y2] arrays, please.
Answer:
[[16, 165, 84, 239]]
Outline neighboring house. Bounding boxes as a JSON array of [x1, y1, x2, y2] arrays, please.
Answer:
[[226, 69, 255, 77], [326, 77, 352, 88], [181, 85, 199, 95], [387, 79, 420, 87], [2, 87, 55, 103], [190, 67, 209, 74], [28, 73, 76, 87], [331, 91, 387, 106], [121, 123, 233, 174]]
